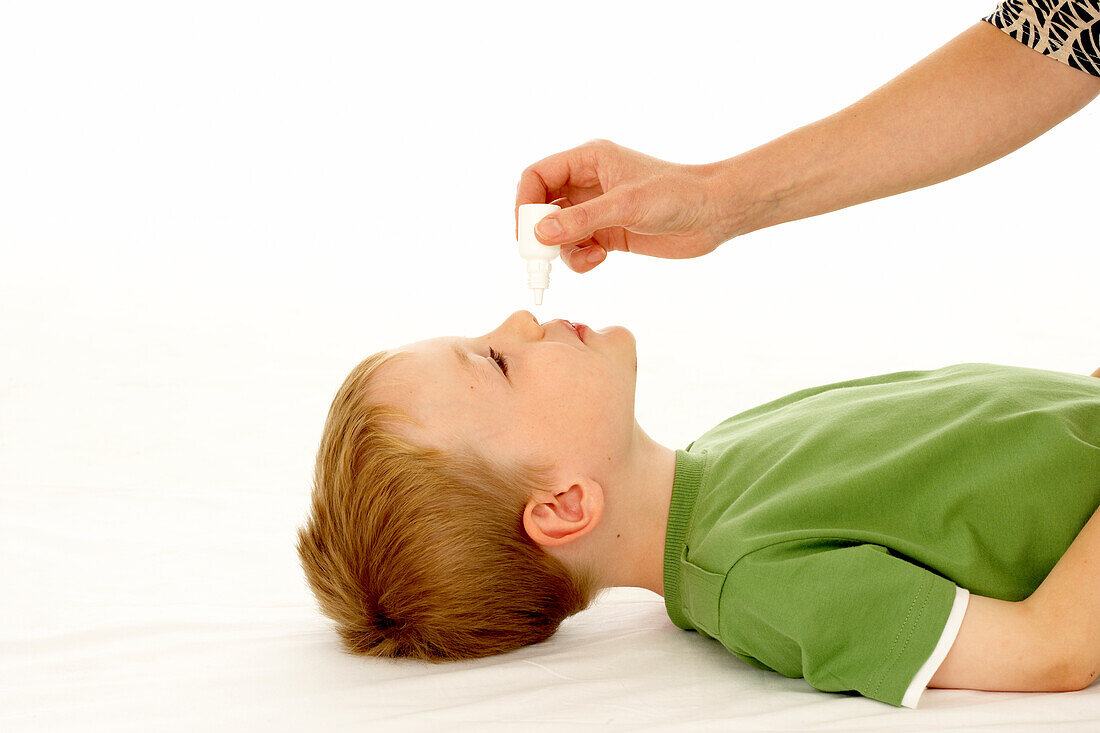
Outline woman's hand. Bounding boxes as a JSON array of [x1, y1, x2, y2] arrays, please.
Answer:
[[515, 139, 731, 273]]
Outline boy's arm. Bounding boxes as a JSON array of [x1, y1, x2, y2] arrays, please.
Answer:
[[1023, 498, 1100, 688], [928, 594, 1079, 692], [929, 501, 1100, 693]]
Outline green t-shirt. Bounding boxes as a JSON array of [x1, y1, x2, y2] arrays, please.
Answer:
[[663, 362, 1100, 707]]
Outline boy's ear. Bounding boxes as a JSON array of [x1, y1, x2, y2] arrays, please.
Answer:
[[522, 480, 604, 547]]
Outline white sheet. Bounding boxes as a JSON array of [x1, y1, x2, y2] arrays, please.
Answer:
[[4, 482, 1100, 732]]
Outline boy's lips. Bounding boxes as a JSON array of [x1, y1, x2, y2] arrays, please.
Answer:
[[564, 320, 588, 342], [547, 319, 587, 342]]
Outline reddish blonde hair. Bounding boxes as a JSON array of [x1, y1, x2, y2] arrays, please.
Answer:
[[296, 349, 601, 661]]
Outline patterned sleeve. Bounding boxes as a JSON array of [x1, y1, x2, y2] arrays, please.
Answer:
[[983, 1, 1100, 76]]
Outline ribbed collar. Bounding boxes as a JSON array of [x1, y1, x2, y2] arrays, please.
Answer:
[[663, 447, 708, 629]]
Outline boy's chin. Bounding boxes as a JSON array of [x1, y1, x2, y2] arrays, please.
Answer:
[[593, 323, 634, 340]]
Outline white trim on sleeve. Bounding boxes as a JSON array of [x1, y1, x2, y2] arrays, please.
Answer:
[[900, 585, 970, 709]]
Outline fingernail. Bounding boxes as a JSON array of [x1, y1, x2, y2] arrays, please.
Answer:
[[536, 217, 563, 240], [586, 248, 605, 264]]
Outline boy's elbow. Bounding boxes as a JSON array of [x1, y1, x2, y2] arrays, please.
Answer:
[[1034, 613, 1097, 692], [930, 594, 1098, 694], [1029, 597, 1099, 692], [1062, 660, 1099, 692], [1040, 627, 1097, 692]]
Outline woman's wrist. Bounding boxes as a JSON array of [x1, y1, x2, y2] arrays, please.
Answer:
[[696, 141, 813, 245]]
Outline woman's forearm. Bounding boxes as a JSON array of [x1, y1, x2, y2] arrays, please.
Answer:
[[705, 21, 1100, 240]]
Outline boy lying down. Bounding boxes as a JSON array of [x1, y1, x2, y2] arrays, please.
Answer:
[[296, 310, 1100, 708]]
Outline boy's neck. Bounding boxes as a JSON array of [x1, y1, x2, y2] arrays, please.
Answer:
[[600, 427, 678, 597]]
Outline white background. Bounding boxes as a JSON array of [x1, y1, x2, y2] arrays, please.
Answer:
[[2, 1, 1098, 731]]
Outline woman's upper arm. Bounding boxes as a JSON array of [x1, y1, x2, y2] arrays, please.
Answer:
[[972, 19, 1100, 121], [928, 593, 1081, 692]]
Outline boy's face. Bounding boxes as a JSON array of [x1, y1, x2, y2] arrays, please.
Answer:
[[382, 310, 638, 472]]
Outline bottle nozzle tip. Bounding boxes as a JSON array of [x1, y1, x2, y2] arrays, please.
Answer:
[[533, 289, 544, 306]]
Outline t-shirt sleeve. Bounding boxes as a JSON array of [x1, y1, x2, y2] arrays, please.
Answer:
[[983, 1, 1100, 77], [717, 541, 958, 707], [900, 585, 970, 708]]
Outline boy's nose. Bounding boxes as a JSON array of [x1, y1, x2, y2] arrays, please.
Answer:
[[504, 310, 539, 328], [513, 309, 537, 323], [498, 310, 542, 340]]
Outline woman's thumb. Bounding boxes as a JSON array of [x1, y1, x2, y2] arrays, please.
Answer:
[[535, 188, 634, 245]]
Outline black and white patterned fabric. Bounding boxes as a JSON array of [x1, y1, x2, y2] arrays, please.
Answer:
[[983, 0, 1100, 76]]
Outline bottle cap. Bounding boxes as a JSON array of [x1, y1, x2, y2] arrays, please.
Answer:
[[517, 203, 562, 305]]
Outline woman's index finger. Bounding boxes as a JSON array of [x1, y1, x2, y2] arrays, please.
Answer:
[[514, 147, 590, 236]]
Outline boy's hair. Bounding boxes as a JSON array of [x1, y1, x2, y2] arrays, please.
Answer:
[[296, 349, 601, 661]]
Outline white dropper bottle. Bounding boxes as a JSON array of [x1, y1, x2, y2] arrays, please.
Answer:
[[517, 203, 562, 306]]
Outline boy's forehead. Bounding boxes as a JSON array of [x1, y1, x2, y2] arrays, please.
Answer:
[[378, 339, 499, 444], [395, 337, 458, 373], [383, 338, 471, 391]]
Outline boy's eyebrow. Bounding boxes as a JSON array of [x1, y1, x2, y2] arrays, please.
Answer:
[[451, 342, 490, 385]]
